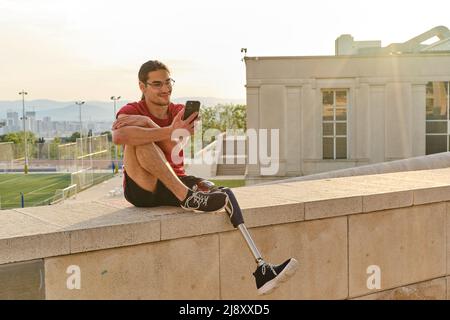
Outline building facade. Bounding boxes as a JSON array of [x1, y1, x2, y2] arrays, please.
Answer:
[[245, 26, 450, 183]]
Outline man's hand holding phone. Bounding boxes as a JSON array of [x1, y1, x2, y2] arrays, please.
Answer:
[[183, 100, 201, 122], [170, 107, 198, 136]]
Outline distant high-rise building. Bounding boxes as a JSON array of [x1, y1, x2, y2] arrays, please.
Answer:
[[0, 119, 6, 135], [42, 116, 52, 137], [25, 111, 36, 133], [6, 111, 19, 132]]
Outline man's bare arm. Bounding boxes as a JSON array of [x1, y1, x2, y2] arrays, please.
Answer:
[[112, 114, 153, 129], [112, 110, 197, 147], [112, 112, 197, 149], [112, 114, 178, 149], [112, 125, 172, 146]]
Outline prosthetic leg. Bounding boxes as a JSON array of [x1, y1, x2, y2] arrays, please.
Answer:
[[214, 186, 299, 295], [197, 180, 265, 263], [218, 187, 265, 265], [196, 180, 299, 294]]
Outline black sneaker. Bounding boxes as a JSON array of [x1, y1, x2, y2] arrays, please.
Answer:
[[253, 258, 299, 295], [180, 188, 228, 212]]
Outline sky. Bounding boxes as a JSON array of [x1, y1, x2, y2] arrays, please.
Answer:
[[0, 0, 449, 102]]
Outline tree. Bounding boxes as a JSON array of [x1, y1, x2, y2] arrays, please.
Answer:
[[49, 137, 61, 159], [199, 104, 246, 146], [36, 137, 46, 159], [67, 132, 80, 143], [100, 131, 112, 142], [0, 131, 37, 159], [217, 104, 246, 131], [100, 131, 119, 159]]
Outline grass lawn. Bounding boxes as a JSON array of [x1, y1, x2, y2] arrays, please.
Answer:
[[210, 179, 245, 188], [0, 174, 242, 209], [0, 173, 71, 209]]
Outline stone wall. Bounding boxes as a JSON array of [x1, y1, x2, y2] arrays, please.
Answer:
[[2, 167, 450, 299]]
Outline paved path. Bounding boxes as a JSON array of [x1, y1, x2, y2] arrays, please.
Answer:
[[68, 173, 124, 202], [68, 173, 244, 203]]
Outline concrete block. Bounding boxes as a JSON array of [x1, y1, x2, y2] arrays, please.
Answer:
[[0, 210, 70, 264], [16, 202, 163, 254], [353, 277, 446, 300], [362, 191, 413, 213], [161, 211, 235, 241], [69, 220, 161, 253], [349, 203, 446, 298], [97, 199, 184, 217], [240, 202, 304, 229], [161, 190, 304, 240], [233, 184, 308, 202], [305, 196, 362, 220], [45, 234, 220, 299], [14, 202, 154, 229], [219, 217, 348, 299], [0, 260, 45, 300], [96, 198, 135, 209], [0, 209, 60, 239], [413, 186, 450, 205], [0, 232, 71, 265], [447, 276, 450, 299], [447, 202, 450, 276]]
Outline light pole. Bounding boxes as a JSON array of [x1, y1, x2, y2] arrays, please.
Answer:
[[75, 101, 85, 169], [19, 90, 28, 174], [110, 96, 121, 174]]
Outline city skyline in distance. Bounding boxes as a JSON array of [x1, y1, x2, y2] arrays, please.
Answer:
[[0, 96, 246, 121]]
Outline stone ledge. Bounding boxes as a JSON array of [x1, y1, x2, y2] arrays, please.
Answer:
[[348, 202, 447, 297], [0, 259, 45, 300], [351, 277, 447, 300], [2, 167, 450, 265]]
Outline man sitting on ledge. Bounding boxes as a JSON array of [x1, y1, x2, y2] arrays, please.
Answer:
[[112, 59, 299, 296], [112, 60, 228, 212]]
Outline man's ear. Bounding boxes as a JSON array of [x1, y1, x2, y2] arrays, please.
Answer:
[[139, 81, 146, 92]]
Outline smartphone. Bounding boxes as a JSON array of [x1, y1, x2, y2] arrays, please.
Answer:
[[183, 100, 201, 121]]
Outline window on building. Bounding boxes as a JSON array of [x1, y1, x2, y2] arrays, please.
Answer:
[[322, 89, 348, 159], [426, 81, 450, 155]]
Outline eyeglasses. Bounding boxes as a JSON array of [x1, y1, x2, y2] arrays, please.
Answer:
[[145, 78, 175, 90]]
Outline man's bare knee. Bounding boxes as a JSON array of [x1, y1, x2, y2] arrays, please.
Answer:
[[133, 142, 187, 200], [121, 145, 158, 192], [135, 143, 165, 161], [134, 143, 170, 173]]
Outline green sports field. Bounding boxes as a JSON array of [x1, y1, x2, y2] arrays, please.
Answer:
[[0, 174, 242, 210], [0, 173, 71, 209]]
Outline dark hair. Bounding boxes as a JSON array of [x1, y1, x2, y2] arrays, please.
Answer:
[[138, 60, 170, 100]]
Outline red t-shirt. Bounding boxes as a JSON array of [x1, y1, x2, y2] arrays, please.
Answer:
[[116, 100, 186, 177]]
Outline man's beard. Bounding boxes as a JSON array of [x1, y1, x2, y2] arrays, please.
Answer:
[[150, 95, 171, 106], [153, 100, 170, 106]]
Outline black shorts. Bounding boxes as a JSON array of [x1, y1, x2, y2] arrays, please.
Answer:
[[123, 171, 204, 207]]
